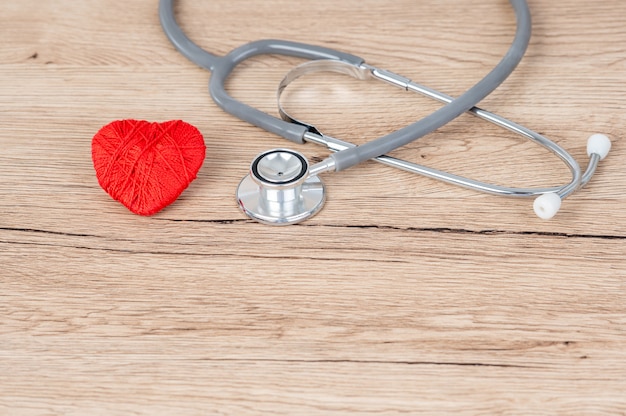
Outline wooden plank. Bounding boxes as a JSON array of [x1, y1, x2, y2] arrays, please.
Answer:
[[1, 0, 625, 414]]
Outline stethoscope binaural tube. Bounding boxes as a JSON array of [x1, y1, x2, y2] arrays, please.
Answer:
[[277, 59, 611, 221]]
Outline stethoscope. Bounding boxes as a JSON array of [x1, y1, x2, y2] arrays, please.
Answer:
[[159, 0, 611, 225]]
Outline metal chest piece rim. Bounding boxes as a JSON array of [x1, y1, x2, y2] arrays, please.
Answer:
[[236, 148, 326, 225]]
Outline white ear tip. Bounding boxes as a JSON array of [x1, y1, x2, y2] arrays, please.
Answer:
[[533, 192, 562, 220], [587, 134, 611, 160]]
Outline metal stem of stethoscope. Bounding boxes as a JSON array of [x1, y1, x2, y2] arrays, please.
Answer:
[[273, 60, 611, 221]]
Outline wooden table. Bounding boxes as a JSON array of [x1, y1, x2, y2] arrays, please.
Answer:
[[2, 1, 625, 414]]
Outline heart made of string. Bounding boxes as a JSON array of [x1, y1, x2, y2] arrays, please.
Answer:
[[92, 119, 206, 216]]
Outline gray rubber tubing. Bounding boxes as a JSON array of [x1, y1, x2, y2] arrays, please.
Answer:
[[159, 0, 531, 171]]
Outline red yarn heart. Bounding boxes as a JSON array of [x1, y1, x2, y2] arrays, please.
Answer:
[[92, 119, 205, 216]]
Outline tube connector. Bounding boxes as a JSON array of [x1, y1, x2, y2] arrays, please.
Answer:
[[309, 157, 337, 177]]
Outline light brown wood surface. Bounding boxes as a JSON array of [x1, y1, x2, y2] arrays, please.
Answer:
[[1, 1, 625, 414]]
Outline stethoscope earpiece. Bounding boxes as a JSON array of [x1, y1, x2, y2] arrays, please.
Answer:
[[236, 149, 326, 225]]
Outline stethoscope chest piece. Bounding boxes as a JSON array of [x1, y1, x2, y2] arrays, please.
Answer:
[[236, 149, 326, 225]]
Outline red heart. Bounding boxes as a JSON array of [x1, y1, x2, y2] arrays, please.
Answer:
[[92, 119, 206, 216]]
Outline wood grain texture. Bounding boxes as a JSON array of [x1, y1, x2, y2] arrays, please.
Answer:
[[1, 0, 625, 414]]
